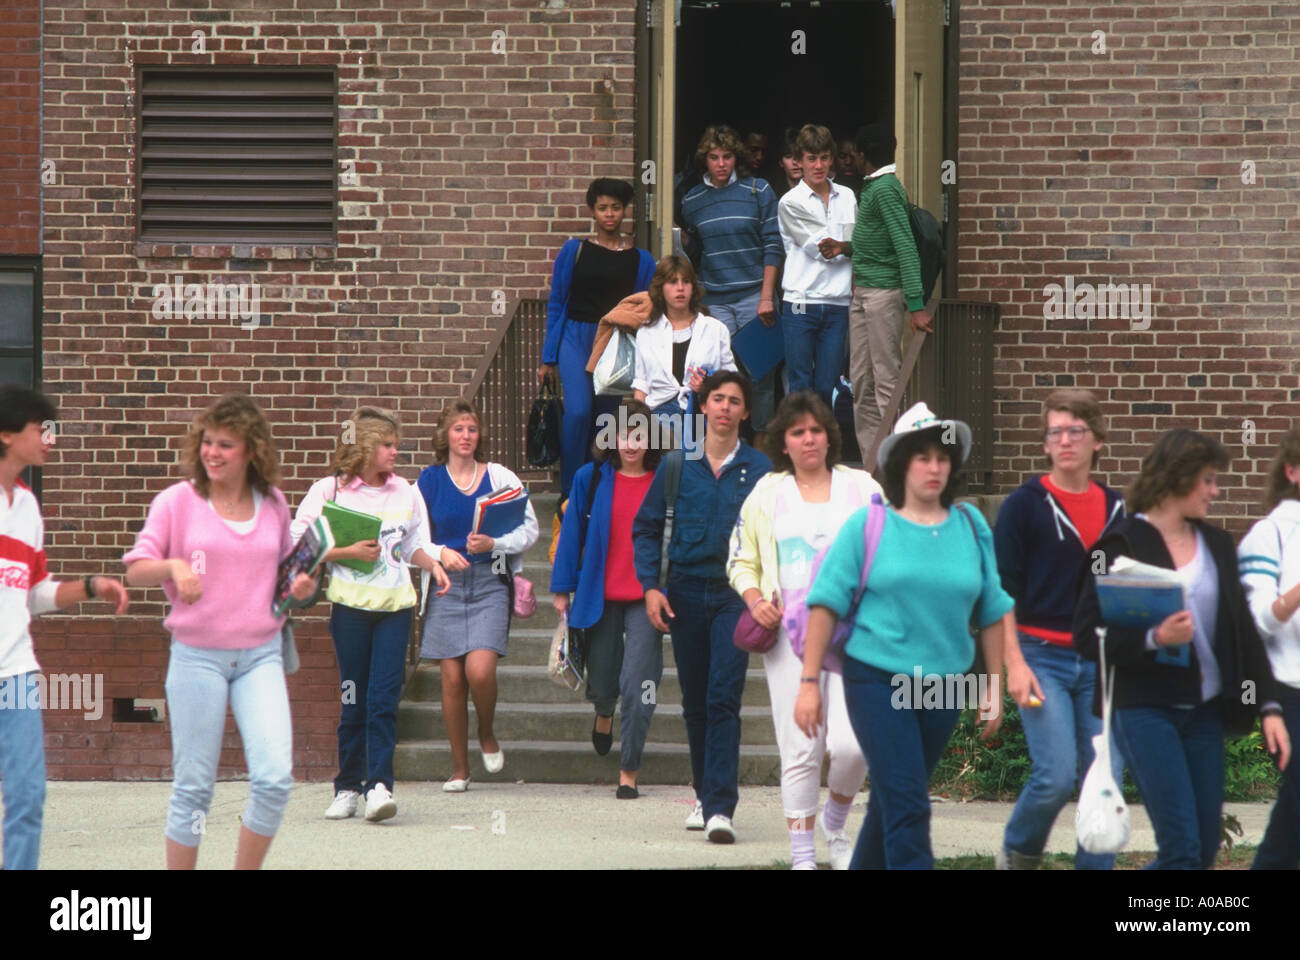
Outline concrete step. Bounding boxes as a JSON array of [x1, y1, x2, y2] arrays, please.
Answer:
[[396, 700, 777, 745], [491, 626, 679, 667], [403, 662, 771, 707], [392, 739, 782, 786]]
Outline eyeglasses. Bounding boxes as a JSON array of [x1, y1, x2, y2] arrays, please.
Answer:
[[1045, 426, 1090, 443]]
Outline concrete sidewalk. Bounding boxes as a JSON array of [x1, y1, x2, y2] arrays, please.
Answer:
[[35, 780, 1274, 869]]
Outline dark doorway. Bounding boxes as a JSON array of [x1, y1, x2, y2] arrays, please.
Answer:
[[674, 0, 894, 184]]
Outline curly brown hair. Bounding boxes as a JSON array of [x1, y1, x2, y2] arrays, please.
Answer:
[[1127, 428, 1229, 514], [432, 399, 488, 465], [181, 394, 279, 498], [764, 391, 841, 473], [694, 124, 750, 173], [333, 406, 400, 480], [648, 255, 705, 318], [1262, 427, 1300, 511]]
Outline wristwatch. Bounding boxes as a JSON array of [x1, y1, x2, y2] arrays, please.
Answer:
[[83, 575, 97, 599]]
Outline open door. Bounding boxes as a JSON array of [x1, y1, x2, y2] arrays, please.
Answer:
[[896, 0, 946, 221], [641, 0, 675, 258]]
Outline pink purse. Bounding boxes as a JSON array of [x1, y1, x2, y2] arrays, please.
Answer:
[[511, 573, 537, 618]]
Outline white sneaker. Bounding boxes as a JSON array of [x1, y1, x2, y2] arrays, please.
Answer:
[[364, 784, 397, 822], [324, 789, 360, 820], [821, 821, 853, 871], [705, 814, 736, 844], [685, 800, 705, 830]]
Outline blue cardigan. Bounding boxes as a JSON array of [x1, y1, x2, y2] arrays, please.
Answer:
[[542, 238, 657, 366], [549, 460, 617, 629]]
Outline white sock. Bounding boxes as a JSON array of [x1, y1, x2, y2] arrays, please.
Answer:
[[790, 827, 817, 868], [822, 796, 851, 834]]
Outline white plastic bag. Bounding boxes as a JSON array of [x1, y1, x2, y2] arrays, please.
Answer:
[[546, 612, 586, 692], [592, 329, 636, 396], [1076, 626, 1131, 854]]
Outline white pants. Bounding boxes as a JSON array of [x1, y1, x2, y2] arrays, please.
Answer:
[[763, 633, 868, 820]]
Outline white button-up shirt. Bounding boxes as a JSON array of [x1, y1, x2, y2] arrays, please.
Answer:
[[777, 180, 857, 306]]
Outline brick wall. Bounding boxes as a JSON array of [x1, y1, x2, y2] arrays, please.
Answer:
[[957, 1, 1300, 529], [34, 0, 638, 780], [0, 0, 41, 253]]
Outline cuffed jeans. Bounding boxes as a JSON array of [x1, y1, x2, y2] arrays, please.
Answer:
[[781, 300, 848, 409], [0, 672, 45, 870], [584, 599, 664, 772], [164, 635, 294, 847], [330, 604, 412, 795], [665, 575, 748, 820], [1113, 700, 1225, 870], [1003, 635, 1123, 869], [848, 285, 906, 461], [1253, 686, 1300, 869], [842, 656, 961, 869], [707, 290, 777, 432]]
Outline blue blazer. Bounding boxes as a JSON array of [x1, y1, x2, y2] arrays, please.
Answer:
[[542, 238, 657, 366], [549, 460, 620, 629]]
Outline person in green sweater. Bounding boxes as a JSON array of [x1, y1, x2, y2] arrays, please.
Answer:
[[818, 124, 933, 464]]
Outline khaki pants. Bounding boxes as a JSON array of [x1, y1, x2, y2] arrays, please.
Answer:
[[848, 286, 907, 462]]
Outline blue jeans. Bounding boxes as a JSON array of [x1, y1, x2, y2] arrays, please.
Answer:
[[1113, 700, 1225, 870], [781, 300, 847, 408], [841, 657, 961, 869], [0, 672, 45, 870], [707, 290, 777, 431], [1253, 686, 1300, 869], [665, 575, 748, 820], [164, 636, 294, 847], [557, 319, 599, 497], [1003, 636, 1123, 869], [330, 604, 413, 795]]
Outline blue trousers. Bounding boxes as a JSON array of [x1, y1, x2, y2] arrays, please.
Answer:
[[330, 604, 413, 795], [1113, 700, 1225, 870], [0, 673, 45, 870], [781, 300, 847, 408], [1003, 636, 1122, 869], [1253, 686, 1300, 869], [557, 319, 612, 497], [665, 575, 748, 820], [842, 657, 961, 869]]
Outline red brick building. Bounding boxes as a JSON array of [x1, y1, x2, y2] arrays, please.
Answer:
[[3, 0, 1294, 779]]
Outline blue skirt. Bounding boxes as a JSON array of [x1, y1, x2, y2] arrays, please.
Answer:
[[420, 562, 509, 659]]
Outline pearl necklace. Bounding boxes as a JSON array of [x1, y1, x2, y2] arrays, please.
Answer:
[[448, 462, 481, 493]]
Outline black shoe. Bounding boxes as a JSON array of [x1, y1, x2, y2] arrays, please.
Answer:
[[616, 784, 639, 799], [592, 719, 613, 756]]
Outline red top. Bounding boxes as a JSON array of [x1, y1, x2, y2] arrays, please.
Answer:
[[604, 471, 655, 602], [1022, 475, 1106, 646]]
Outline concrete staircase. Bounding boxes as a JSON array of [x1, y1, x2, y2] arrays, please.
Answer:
[[393, 492, 783, 786]]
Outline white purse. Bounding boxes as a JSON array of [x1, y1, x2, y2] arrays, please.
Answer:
[[592, 329, 636, 396], [1075, 626, 1131, 854]]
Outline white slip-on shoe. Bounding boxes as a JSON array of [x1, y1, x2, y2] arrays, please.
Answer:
[[364, 784, 397, 822], [705, 814, 736, 844], [685, 800, 705, 830], [325, 789, 360, 820], [482, 747, 504, 774], [443, 776, 471, 793], [821, 821, 853, 871]]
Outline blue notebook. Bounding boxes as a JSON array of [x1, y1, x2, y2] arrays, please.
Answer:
[[1096, 580, 1186, 633], [731, 313, 785, 381], [473, 490, 530, 539]]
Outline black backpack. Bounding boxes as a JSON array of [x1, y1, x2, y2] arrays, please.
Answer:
[[907, 201, 946, 305]]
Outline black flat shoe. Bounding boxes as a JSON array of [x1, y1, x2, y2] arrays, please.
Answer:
[[592, 719, 613, 756], [616, 784, 639, 799]]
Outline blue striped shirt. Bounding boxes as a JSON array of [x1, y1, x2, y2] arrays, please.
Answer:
[[680, 175, 783, 304]]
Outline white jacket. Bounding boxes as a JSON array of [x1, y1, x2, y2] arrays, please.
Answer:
[[631, 312, 737, 412], [1238, 498, 1300, 688]]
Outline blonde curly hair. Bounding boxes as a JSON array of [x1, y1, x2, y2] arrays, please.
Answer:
[[181, 394, 280, 498], [333, 406, 400, 480]]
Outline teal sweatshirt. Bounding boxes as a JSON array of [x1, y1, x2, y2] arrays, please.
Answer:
[[806, 504, 1014, 677]]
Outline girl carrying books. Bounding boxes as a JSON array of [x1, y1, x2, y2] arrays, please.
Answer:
[[292, 406, 450, 825], [417, 399, 539, 791], [1075, 428, 1290, 869], [124, 394, 318, 869]]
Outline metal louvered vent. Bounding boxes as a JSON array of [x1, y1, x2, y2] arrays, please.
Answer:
[[137, 68, 338, 245]]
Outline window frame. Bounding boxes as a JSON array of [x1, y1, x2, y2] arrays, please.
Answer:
[[0, 256, 43, 500]]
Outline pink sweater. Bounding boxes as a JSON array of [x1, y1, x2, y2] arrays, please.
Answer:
[[123, 480, 293, 649]]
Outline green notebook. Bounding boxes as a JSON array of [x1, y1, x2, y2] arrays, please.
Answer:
[[321, 500, 383, 574]]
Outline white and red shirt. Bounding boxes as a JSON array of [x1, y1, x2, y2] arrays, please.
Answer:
[[1, 481, 60, 680]]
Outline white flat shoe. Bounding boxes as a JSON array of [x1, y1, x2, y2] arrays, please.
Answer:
[[482, 748, 504, 774], [443, 776, 471, 793]]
